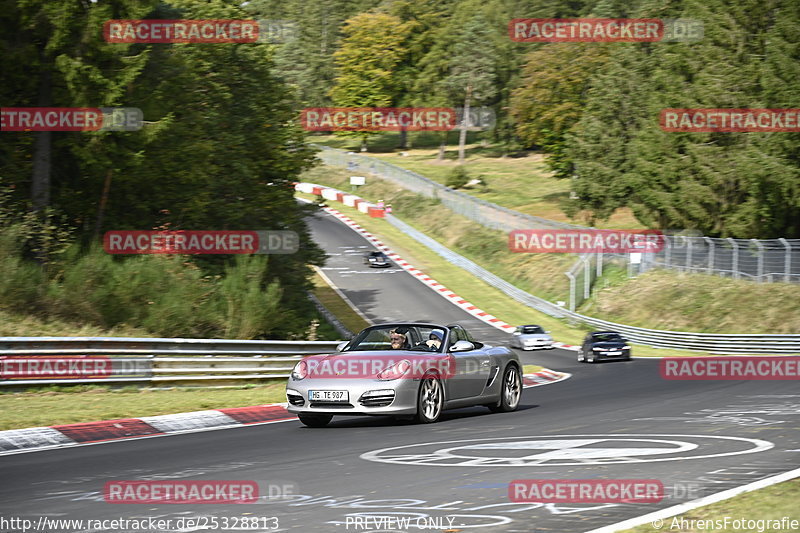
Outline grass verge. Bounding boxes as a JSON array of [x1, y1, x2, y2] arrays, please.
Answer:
[[620, 478, 800, 533], [0, 384, 288, 431]]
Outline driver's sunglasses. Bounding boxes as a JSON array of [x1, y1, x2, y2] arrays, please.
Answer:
[[390, 334, 405, 341]]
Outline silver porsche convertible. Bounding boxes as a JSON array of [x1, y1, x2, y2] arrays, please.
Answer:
[[286, 322, 522, 427]]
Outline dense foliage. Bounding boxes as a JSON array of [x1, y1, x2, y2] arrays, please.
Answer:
[[1, 0, 326, 337]]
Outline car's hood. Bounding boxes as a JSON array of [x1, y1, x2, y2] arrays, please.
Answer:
[[519, 334, 551, 340]]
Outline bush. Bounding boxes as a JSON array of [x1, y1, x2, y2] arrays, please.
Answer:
[[446, 165, 470, 189]]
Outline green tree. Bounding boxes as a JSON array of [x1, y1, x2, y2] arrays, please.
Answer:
[[329, 12, 413, 151], [564, 0, 800, 237], [246, 0, 381, 107], [510, 43, 610, 178]]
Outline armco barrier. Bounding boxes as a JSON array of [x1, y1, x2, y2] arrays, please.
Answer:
[[0, 337, 341, 386]]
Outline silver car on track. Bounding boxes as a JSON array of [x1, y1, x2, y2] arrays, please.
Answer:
[[286, 323, 522, 427], [509, 324, 554, 350]]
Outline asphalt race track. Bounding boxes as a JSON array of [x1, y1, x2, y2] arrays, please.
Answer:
[[0, 208, 798, 533]]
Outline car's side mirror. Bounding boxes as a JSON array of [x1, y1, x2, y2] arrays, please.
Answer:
[[450, 340, 475, 352], [336, 341, 348, 351]]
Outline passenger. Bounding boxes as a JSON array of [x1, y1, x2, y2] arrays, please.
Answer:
[[425, 330, 444, 350]]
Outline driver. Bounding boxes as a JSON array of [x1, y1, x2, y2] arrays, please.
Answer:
[[389, 327, 410, 349]]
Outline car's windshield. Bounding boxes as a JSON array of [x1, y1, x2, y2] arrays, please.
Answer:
[[593, 333, 623, 342], [521, 326, 544, 334], [345, 325, 446, 352]]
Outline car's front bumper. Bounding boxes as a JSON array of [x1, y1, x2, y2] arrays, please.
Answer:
[[521, 340, 553, 350], [593, 348, 631, 360], [286, 377, 419, 416]]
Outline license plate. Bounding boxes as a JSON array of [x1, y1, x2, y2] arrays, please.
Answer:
[[605, 351, 621, 355], [309, 390, 349, 402]]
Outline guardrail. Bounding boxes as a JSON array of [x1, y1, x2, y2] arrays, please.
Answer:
[[0, 337, 342, 387], [384, 215, 800, 354]]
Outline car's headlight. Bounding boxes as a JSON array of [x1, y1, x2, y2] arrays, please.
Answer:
[[623, 345, 631, 350], [291, 360, 308, 380], [593, 347, 604, 351], [377, 359, 411, 381]]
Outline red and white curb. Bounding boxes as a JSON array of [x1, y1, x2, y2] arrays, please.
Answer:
[[0, 403, 295, 456], [554, 342, 580, 352], [523, 368, 571, 388]]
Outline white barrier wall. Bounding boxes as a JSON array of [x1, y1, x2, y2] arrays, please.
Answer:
[[321, 188, 339, 201]]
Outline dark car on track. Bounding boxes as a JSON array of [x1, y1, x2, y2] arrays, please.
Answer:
[[578, 331, 631, 363], [363, 251, 392, 268]]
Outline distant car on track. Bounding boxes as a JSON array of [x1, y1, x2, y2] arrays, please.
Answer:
[[363, 251, 392, 268], [286, 322, 522, 427], [509, 324, 554, 350], [578, 331, 631, 363]]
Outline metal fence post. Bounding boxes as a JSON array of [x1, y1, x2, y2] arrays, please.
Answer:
[[753, 239, 765, 282], [664, 236, 671, 269], [596, 252, 603, 278], [566, 271, 576, 312], [728, 238, 739, 280], [686, 238, 693, 272], [584, 256, 591, 299], [779, 238, 791, 283], [704, 237, 715, 275]]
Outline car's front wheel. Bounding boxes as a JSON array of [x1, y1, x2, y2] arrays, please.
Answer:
[[489, 364, 521, 413], [586, 350, 597, 364], [416, 373, 444, 423], [298, 414, 333, 428]]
